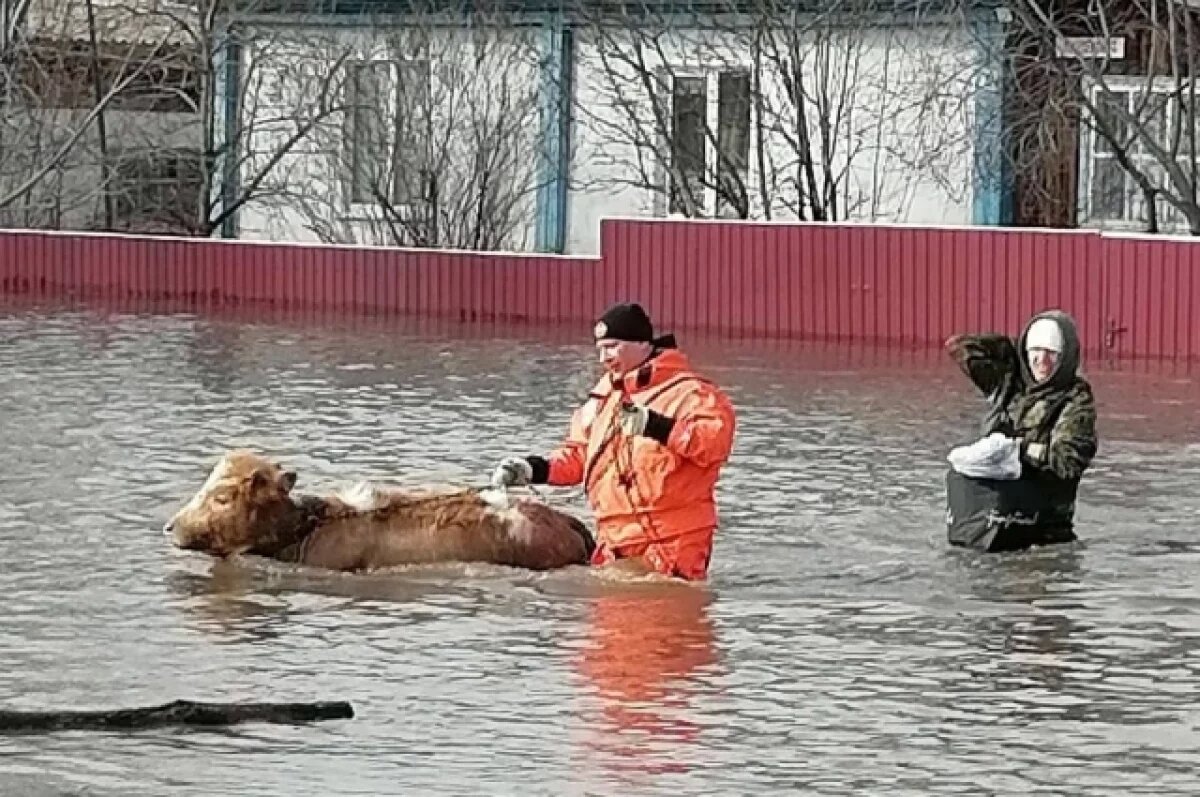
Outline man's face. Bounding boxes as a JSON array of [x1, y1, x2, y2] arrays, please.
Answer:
[[1027, 347, 1060, 383], [596, 338, 652, 377]]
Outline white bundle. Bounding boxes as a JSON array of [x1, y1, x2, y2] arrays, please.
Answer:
[[947, 432, 1022, 480]]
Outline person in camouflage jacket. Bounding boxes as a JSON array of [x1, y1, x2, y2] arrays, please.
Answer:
[[944, 309, 1098, 550]]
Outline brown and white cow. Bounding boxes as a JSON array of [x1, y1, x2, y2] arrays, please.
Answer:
[[163, 449, 594, 572]]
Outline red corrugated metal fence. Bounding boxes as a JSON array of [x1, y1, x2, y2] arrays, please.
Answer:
[[0, 231, 601, 325], [0, 221, 1195, 361], [599, 220, 1107, 349]]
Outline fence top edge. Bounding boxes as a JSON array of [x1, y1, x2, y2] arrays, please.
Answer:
[[0, 228, 601, 263], [599, 216, 1103, 238]]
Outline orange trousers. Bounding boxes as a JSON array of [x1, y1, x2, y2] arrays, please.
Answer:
[[590, 527, 715, 581]]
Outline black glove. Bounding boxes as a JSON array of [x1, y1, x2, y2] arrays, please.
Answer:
[[618, 402, 675, 444]]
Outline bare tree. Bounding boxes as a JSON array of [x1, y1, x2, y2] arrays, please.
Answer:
[[0, 0, 192, 229], [996, 0, 1200, 234], [136, 0, 367, 237], [0, 0, 363, 237], [566, 0, 980, 224], [247, 8, 546, 251]]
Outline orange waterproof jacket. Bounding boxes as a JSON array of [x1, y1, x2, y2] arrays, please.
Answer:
[[544, 349, 736, 552]]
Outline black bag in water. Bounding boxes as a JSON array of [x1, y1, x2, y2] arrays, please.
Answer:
[[945, 469, 1077, 553]]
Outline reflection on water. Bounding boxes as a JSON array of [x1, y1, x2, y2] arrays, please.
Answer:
[[1, 299, 1200, 795], [574, 583, 719, 781]]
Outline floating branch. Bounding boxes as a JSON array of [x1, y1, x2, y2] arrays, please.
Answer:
[[0, 699, 355, 733]]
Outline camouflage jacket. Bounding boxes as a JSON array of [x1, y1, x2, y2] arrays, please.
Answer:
[[947, 331, 1098, 485]]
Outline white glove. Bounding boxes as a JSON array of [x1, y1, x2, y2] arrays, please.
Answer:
[[618, 403, 650, 436], [1023, 440, 1047, 465], [491, 457, 533, 489]]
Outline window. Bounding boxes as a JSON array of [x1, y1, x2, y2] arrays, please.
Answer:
[[391, 59, 431, 207], [715, 71, 751, 218], [1083, 78, 1199, 230], [346, 61, 390, 205], [12, 40, 198, 112], [669, 76, 707, 215], [665, 67, 751, 218], [344, 58, 430, 209], [109, 149, 203, 233]]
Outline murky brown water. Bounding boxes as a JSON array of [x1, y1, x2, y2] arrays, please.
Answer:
[[2, 300, 1200, 795]]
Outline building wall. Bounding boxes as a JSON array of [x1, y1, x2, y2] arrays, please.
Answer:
[[0, 0, 202, 234], [566, 21, 984, 254], [233, 14, 987, 255], [0, 109, 201, 232], [234, 23, 544, 253]]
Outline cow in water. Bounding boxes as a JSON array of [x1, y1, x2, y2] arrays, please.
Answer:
[[163, 449, 595, 572]]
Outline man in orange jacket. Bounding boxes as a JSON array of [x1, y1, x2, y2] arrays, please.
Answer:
[[491, 302, 737, 581]]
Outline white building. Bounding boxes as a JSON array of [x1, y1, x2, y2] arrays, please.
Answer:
[[0, 0, 202, 233], [228, 1, 1005, 255]]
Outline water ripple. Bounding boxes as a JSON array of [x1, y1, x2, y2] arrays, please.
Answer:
[[0, 304, 1199, 794]]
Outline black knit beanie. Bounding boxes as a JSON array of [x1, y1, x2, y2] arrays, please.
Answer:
[[593, 302, 654, 343]]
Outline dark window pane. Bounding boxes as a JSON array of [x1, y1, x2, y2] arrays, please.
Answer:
[[670, 75, 706, 215], [716, 70, 750, 218]]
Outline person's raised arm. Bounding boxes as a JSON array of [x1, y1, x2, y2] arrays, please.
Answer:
[[946, 333, 1022, 398]]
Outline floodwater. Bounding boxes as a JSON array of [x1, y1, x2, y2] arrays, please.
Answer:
[[1, 301, 1199, 796]]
